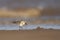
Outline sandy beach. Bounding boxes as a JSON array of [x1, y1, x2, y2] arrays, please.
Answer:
[[0, 28, 60, 40]]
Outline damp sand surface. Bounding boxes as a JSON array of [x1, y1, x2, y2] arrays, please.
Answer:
[[0, 29, 60, 40]]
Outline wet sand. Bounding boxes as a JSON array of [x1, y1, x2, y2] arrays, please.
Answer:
[[0, 28, 60, 40]]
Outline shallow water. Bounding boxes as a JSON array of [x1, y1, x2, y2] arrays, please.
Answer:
[[0, 24, 60, 30]]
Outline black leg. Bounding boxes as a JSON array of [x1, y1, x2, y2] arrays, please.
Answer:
[[19, 26, 23, 30]]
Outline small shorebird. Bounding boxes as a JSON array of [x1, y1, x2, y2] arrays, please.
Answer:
[[12, 20, 27, 30], [19, 21, 27, 30], [19, 21, 27, 26]]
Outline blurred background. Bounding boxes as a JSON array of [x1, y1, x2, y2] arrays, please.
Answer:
[[0, 0, 60, 16], [0, 0, 60, 8]]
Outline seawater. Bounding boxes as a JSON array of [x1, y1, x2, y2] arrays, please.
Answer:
[[0, 24, 60, 30]]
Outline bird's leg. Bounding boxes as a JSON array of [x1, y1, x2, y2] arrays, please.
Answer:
[[19, 26, 23, 31]]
